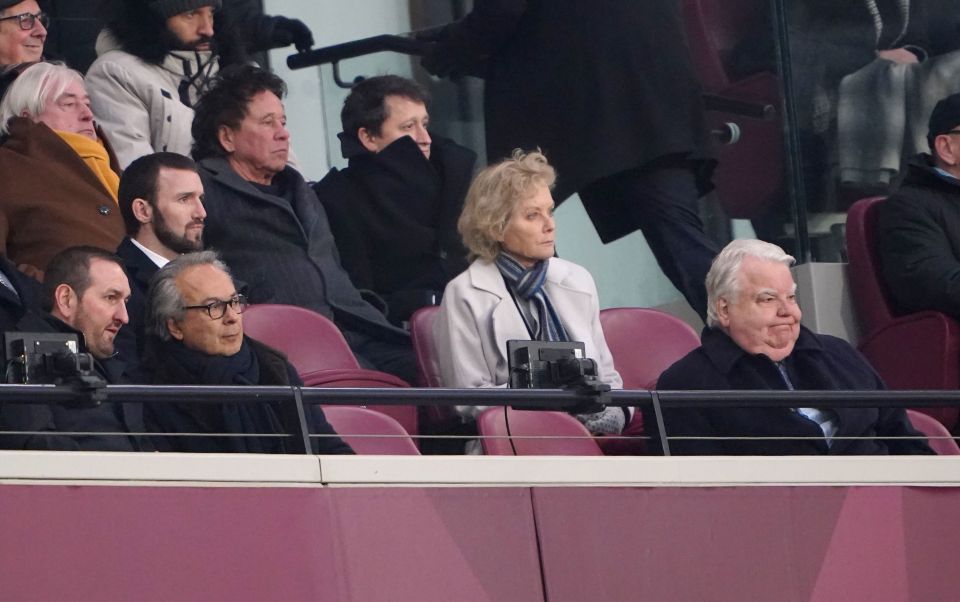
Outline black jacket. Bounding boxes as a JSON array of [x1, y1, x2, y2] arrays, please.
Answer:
[[147, 337, 353, 455], [114, 238, 160, 382], [877, 155, 960, 319], [0, 313, 152, 452], [423, 0, 711, 242], [0, 256, 47, 339], [648, 326, 933, 456], [314, 135, 474, 323]]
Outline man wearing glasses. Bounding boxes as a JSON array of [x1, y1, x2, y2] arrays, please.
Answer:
[[142, 251, 352, 454], [0, 0, 47, 97], [878, 92, 960, 320]]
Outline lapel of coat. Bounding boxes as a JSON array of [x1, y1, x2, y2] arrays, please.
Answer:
[[117, 238, 159, 293], [468, 260, 528, 367]]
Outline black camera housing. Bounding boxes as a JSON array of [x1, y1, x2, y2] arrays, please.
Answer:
[[4, 332, 107, 406], [507, 340, 610, 414]]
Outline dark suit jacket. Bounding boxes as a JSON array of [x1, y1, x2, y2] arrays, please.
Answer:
[[0, 256, 47, 340], [114, 237, 160, 382], [198, 157, 407, 343], [648, 326, 934, 456]]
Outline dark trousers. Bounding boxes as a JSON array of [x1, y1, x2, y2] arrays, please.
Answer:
[[580, 164, 718, 319], [343, 329, 418, 385]]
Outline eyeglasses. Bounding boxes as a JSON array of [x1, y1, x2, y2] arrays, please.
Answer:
[[182, 294, 247, 320], [0, 12, 49, 31]]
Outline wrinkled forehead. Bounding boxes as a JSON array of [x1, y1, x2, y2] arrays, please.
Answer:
[[737, 257, 797, 294], [176, 264, 236, 301]]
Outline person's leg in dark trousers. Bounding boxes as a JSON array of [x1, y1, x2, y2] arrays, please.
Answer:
[[581, 163, 719, 320], [343, 330, 419, 385]]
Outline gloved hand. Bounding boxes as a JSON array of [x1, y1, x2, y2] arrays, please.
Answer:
[[578, 406, 627, 435], [421, 42, 460, 78], [268, 16, 314, 52]]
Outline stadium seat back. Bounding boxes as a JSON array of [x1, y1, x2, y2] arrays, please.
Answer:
[[322, 406, 420, 455], [477, 407, 604, 456]]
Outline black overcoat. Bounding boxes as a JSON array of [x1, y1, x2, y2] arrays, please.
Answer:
[[425, 0, 709, 241], [314, 135, 474, 322], [648, 326, 933, 456]]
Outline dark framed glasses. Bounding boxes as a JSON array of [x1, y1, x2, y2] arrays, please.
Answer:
[[182, 294, 248, 320], [0, 12, 49, 31]]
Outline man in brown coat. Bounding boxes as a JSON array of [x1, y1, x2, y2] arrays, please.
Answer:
[[0, 61, 124, 279]]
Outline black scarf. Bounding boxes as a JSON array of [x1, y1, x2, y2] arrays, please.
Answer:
[[156, 338, 286, 453]]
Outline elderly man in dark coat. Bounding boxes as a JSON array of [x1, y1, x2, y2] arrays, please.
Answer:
[[647, 239, 933, 456], [421, 0, 718, 318], [190, 65, 417, 384], [144, 251, 352, 454]]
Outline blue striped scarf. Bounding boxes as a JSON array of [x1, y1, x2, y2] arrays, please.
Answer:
[[495, 254, 569, 342]]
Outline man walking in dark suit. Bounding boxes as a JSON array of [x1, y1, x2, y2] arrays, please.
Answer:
[[190, 65, 417, 383], [421, 0, 719, 318], [115, 152, 206, 380]]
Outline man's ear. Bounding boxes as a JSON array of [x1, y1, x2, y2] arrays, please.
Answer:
[[53, 284, 77, 319], [935, 134, 960, 166], [357, 127, 380, 153], [716, 296, 732, 328], [217, 125, 235, 154], [166, 318, 185, 342], [131, 198, 153, 225]]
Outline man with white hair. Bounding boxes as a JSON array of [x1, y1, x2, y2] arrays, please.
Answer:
[[648, 239, 933, 455], [0, 61, 124, 278]]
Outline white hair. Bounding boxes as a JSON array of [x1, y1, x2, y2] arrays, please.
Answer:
[[0, 62, 85, 136], [705, 239, 795, 328]]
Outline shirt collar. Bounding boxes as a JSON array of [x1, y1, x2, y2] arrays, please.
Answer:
[[933, 166, 960, 184], [131, 238, 171, 268]]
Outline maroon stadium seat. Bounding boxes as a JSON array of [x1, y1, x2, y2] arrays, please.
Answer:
[[321, 406, 420, 455], [477, 407, 603, 456], [243, 303, 417, 438], [846, 197, 960, 431], [906, 410, 960, 455], [599, 307, 701, 454]]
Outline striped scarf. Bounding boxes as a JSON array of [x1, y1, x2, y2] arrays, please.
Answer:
[[495, 254, 568, 342]]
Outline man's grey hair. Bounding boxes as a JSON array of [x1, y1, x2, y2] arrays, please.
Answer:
[[0, 62, 85, 136], [705, 239, 795, 328], [146, 250, 232, 342]]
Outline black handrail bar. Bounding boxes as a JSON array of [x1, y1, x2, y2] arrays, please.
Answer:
[[1, 385, 959, 409], [287, 34, 429, 71]]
